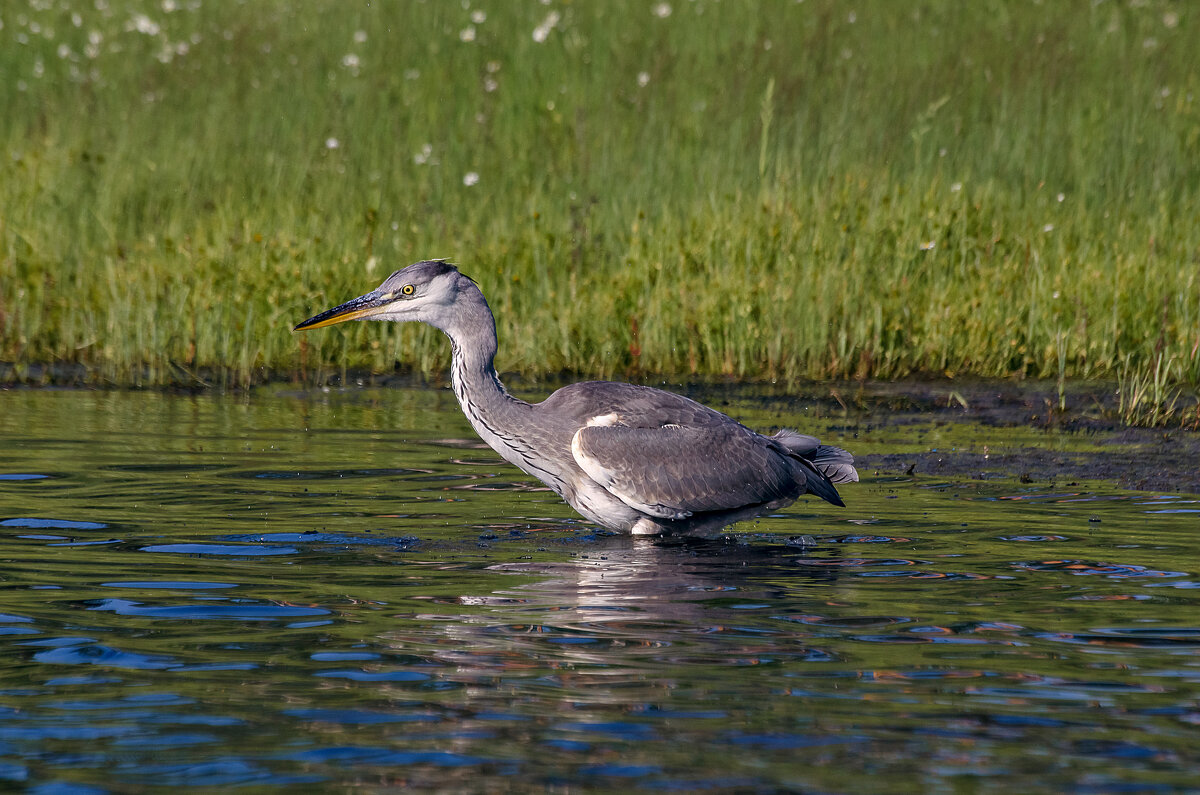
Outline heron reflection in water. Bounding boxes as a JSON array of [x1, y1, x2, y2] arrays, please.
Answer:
[[295, 260, 857, 534]]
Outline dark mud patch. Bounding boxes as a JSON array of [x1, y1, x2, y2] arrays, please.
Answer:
[[838, 381, 1200, 495], [858, 437, 1200, 495]]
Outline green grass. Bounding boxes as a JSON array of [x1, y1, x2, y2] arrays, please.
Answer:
[[2, 1, 1199, 419]]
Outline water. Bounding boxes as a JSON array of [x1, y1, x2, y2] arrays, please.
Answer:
[[1, 387, 1198, 792]]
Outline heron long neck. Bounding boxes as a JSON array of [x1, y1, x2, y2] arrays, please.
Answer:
[[439, 288, 533, 461]]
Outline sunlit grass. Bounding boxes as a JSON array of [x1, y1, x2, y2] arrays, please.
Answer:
[[1, 1, 1198, 423]]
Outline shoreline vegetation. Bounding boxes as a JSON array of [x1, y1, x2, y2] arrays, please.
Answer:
[[2, 2, 1199, 427]]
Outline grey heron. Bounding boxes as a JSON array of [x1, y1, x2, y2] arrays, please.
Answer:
[[295, 260, 857, 534]]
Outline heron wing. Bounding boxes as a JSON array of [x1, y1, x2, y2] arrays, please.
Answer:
[[571, 422, 800, 520]]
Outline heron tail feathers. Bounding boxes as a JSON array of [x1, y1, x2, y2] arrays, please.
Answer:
[[808, 444, 859, 485], [770, 429, 859, 507]]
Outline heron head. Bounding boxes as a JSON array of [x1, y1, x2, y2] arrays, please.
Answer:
[[294, 259, 468, 332]]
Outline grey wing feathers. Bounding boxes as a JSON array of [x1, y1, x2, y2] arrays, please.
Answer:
[[549, 383, 856, 518], [572, 423, 800, 519]]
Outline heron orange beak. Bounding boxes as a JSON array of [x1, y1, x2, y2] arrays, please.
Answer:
[[294, 291, 389, 331]]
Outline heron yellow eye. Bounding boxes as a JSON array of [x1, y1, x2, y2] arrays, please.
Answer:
[[401, 284, 415, 296]]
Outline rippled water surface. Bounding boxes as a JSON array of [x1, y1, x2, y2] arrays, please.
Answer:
[[1, 388, 1198, 792]]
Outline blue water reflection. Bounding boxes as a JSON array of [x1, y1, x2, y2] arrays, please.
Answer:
[[0, 388, 1198, 791]]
